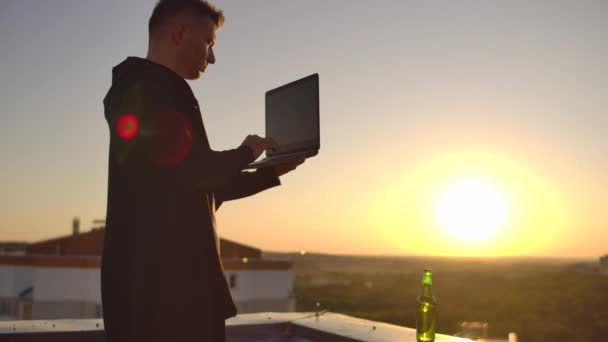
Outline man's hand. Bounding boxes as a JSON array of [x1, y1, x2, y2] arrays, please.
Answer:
[[265, 159, 305, 177], [241, 135, 280, 160]]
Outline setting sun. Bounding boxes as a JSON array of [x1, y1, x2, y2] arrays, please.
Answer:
[[435, 179, 509, 241]]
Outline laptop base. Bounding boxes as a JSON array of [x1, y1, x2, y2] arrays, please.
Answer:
[[244, 150, 318, 170]]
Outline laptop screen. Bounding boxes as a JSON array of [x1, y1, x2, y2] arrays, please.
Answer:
[[265, 73, 319, 156]]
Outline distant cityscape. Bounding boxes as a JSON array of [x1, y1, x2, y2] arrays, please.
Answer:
[[2, 218, 608, 341]]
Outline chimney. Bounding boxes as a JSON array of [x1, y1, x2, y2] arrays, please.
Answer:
[[92, 219, 106, 230], [72, 217, 80, 236]]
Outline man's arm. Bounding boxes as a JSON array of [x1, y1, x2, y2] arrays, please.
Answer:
[[214, 167, 281, 210], [107, 79, 255, 193]]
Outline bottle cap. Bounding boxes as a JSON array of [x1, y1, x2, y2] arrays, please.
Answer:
[[422, 268, 432, 285]]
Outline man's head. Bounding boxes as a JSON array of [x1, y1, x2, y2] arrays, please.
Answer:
[[147, 0, 224, 80]]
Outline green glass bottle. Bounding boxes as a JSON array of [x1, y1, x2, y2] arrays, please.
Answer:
[[416, 269, 437, 342]]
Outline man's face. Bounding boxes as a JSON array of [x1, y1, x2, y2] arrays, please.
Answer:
[[177, 15, 217, 80]]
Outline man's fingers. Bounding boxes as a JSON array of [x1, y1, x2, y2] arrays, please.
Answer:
[[250, 136, 280, 151], [266, 137, 280, 150]]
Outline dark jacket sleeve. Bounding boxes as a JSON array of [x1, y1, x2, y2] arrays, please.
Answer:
[[214, 167, 281, 210], [107, 79, 256, 193]]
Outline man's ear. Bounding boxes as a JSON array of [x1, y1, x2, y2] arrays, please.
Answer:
[[170, 23, 187, 46]]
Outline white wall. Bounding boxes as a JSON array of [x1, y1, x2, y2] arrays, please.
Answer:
[[0, 265, 34, 298], [227, 270, 293, 302], [2, 265, 290, 306], [0, 265, 16, 296], [33, 267, 101, 302], [0, 265, 101, 302]]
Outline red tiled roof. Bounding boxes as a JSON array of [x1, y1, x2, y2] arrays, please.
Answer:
[[0, 254, 291, 270], [24, 228, 262, 259]]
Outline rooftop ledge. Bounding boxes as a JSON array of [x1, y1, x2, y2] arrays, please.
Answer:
[[0, 311, 471, 342]]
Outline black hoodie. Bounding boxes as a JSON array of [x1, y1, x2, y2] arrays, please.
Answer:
[[101, 56, 281, 341]]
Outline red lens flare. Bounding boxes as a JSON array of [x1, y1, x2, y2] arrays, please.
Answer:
[[143, 111, 194, 165], [117, 114, 139, 139]]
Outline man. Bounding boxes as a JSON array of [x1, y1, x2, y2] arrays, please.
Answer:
[[101, 0, 304, 341]]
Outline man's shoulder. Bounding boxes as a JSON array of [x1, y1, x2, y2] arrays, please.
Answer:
[[139, 68, 194, 102], [136, 67, 178, 90], [121, 69, 190, 104]]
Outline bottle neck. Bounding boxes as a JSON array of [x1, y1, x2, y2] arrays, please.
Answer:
[[422, 271, 432, 286], [421, 270, 433, 298], [421, 283, 433, 298]]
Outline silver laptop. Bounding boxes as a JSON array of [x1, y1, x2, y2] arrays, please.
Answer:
[[245, 73, 320, 169]]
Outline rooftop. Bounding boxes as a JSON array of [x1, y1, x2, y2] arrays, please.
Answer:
[[0, 311, 472, 342]]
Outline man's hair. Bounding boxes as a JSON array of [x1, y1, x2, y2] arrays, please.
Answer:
[[149, 0, 225, 37]]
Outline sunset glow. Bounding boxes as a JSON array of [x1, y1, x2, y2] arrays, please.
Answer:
[[435, 179, 509, 242], [371, 150, 574, 256], [1, 1, 602, 259]]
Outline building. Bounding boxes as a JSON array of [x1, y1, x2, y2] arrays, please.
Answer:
[[0, 222, 294, 320]]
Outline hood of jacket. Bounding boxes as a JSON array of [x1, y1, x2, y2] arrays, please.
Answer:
[[103, 56, 184, 122]]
